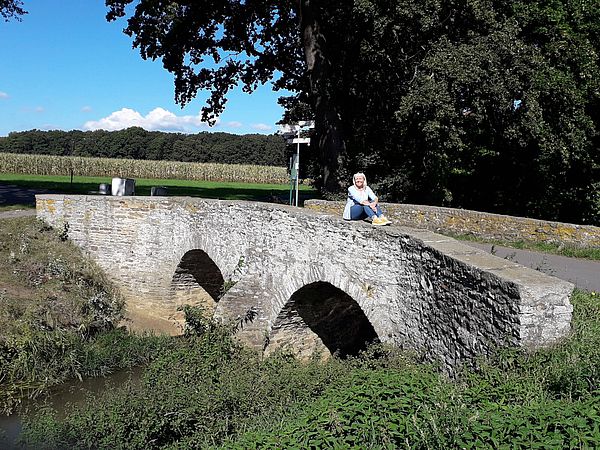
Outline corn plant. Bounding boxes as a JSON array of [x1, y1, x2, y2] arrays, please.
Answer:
[[0, 152, 288, 184]]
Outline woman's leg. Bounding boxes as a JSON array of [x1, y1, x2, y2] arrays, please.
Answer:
[[362, 205, 383, 218], [362, 205, 377, 219], [350, 204, 368, 220], [375, 205, 391, 224]]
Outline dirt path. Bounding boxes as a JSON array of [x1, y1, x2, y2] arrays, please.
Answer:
[[0, 209, 36, 219]]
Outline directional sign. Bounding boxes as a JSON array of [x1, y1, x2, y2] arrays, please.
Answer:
[[290, 137, 311, 144]]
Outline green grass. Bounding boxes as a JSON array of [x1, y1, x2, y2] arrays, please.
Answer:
[[446, 232, 600, 261], [0, 173, 319, 205]]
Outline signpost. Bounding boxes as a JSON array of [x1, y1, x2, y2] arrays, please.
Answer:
[[278, 121, 314, 206]]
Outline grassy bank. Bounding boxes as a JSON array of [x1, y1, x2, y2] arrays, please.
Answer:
[[17, 289, 600, 449], [0, 217, 172, 415]]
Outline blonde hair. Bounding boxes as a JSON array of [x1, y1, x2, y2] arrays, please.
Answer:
[[353, 172, 367, 187]]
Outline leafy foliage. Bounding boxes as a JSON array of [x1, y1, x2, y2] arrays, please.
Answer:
[[105, 1, 300, 126], [18, 291, 600, 449], [104, 0, 599, 224], [333, 0, 600, 225], [0, 0, 26, 21]]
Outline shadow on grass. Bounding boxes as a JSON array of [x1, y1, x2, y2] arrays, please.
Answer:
[[0, 179, 320, 207]]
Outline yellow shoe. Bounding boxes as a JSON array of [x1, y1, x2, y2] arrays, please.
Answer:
[[380, 215, 392, 225], [372, 216, 384, 226]]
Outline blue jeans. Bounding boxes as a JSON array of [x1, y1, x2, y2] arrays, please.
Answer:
[[350, 204, 382, 220]]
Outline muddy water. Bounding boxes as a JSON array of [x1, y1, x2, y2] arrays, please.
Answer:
[[0, 367, 144, 449]]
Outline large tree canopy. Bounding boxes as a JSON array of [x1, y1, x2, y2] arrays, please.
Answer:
[[105, 0, 352, 193], [105, 0, 599, 224], [339, 0, 600, 224]]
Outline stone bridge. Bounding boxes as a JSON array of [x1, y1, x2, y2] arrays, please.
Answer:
[[36, 195, 574, 368]]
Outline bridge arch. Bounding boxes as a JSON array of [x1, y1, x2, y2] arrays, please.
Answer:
[[264, 281, 380, 358], [170, 249, 225, 315]]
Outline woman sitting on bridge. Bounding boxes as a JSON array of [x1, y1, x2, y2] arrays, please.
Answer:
[[343, 172, 391, 226]]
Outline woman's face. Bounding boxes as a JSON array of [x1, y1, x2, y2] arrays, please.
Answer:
[[355, 176, 365, 188]]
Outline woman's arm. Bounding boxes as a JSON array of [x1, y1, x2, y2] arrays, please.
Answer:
[[367, 187, 378, 204]]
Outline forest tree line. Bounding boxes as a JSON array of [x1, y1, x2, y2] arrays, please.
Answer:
[[0, 128, 288, 167]]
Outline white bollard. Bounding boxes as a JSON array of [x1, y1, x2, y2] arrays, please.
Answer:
[[111, 178, 135, 196]]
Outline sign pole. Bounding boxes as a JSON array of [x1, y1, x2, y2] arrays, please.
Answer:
[[278, 121, 314, 208], [295, 127, 300, 206]]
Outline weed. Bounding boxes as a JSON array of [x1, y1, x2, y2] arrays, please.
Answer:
[[218, 256, 245, 300]]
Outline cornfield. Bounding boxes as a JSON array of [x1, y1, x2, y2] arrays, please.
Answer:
[[0, 153, 288, 184]]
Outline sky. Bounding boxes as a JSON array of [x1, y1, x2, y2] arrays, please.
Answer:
[[0, 1, 289, 137]]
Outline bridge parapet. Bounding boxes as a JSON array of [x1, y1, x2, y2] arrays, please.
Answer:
[[36, 195, 573, 369], [305, 199, 600, 248]]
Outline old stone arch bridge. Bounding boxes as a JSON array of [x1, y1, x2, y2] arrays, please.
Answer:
[[36, 195, 573, 368]]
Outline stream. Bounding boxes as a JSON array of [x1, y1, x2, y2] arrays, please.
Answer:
[[0, 367, 144, 449]]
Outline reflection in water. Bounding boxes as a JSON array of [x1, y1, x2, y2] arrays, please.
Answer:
[[0, 367, 143, 449]]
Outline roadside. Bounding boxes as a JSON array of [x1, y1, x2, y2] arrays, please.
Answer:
[[0, 183, 49, 207], [0, 209, 36, 219]]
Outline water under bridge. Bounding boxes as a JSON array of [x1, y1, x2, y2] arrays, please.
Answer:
[[36, 195, 573, 368]]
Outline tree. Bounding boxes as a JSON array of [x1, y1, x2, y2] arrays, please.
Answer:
[[105, 0, 598, 223], [105, 0, 352, 193], [315, 0, 599, 223], [1, 0, 26, 21]]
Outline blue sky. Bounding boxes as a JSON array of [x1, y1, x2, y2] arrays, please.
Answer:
[[0, 1, 288, 137]]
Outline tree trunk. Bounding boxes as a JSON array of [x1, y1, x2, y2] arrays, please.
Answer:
[[297, 0, 347, 195]]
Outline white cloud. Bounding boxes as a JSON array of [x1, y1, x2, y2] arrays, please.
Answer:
[[34, 106, 44, 113], [251, 123, 272, 131], [226, 121, 243, 128], [81, 105, 93, 112], [0, 91, 8, 99], [83, 107, 216, 132]]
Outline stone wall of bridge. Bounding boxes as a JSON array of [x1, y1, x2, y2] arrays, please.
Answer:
[[36, 195, 573, 369], [305, 200, 600, 248]]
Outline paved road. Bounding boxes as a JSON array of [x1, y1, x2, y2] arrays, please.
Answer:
[[0, 183, 50, 207], [464, 242, 600, 292], [0, 209, 36, 219]]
